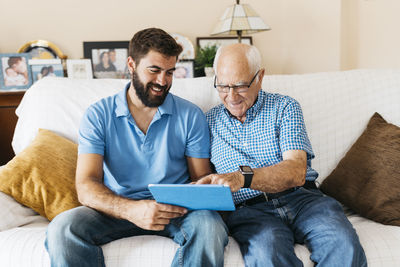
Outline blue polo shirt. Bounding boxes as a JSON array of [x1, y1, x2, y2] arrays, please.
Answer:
[[78, 83, 210, 200]]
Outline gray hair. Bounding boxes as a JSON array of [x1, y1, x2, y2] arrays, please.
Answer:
[[213, 45, 261, 76]]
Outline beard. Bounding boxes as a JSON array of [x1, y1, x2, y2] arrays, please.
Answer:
[[132, 71, 170, 107]]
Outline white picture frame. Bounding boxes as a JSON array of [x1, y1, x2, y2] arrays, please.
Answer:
[[28, 59, 64, 83], [66, 59, 93, 79], [174, 60, 194, 79]]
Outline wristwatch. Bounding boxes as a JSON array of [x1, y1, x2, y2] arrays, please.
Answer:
[[239, 165, 254, 188]]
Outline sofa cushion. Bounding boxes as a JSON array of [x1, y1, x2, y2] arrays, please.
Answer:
[[0, 129, 80, 220], [0, 191, 39, 231], [320, 112, 400, 226]]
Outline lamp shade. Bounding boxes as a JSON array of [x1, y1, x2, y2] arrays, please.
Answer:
[[211, 3, 271, 36]]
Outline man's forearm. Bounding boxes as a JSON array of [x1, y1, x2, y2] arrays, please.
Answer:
[[197, 158, 307, 193], [250, 159, 306, 193], [76, 177, 134, 220]]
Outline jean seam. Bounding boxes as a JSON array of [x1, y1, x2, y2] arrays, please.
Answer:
[[97, 246, 104, 267], [178, 226, 188, 267]]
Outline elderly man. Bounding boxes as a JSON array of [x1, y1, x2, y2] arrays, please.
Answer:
[[45, 28, 228, 267], [197, 43, 367, 266]]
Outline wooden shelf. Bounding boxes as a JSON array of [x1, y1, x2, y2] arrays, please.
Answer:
[[0, 91, 25, 165]]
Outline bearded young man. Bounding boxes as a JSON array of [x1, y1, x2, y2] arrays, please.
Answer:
[[45, 28, 228, 267]]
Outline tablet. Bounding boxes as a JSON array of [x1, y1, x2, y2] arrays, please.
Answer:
[[148, 184, 235, 211]]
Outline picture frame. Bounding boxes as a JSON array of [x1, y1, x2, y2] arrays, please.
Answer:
[[66, 59, 93, 79], [174, 60, 194, 79], [196, 36, 253, 49], [83, 41, 129, 79], [0, 53, 33, 91], [29, 59, 64, 83]]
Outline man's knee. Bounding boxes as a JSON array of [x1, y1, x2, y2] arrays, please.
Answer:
[[331, 227, 364, 254], [242, 230, 302, 267], [186, 210, 228, 243], [46, 206, 93, 245]]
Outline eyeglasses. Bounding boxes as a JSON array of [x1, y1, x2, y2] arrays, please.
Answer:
[[214, 70, 260, 93]]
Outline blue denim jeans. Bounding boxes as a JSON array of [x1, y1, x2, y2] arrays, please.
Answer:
[[226, 187, 367, 267], [45, 206, 228, 267]]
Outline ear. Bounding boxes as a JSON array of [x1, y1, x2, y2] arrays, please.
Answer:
[[257, 68, 265, 86], [127, 57, 136, 74]]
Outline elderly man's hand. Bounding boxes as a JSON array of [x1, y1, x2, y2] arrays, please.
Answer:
[[196, 172, 244, 192]]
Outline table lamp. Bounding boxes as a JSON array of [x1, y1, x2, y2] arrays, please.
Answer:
[[211, 0, 271, 43]]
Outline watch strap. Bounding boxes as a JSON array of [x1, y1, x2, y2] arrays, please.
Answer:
[[243, 173, 253, 188], [239, 165, 253, 188]]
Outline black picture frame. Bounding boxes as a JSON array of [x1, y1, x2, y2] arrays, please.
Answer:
[[196, 36, 253, 49], [83, 41, 129, 79]]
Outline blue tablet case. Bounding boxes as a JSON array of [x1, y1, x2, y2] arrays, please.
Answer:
[[148, 184, 235, 211]]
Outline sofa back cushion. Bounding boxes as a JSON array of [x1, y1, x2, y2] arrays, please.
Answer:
[[13, 70, 400, 182], [320, 112, 400, 226]]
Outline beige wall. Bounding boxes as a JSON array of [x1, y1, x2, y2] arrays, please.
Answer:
[[357, 0, 400, 69], [341, 0, 400, 70], [1, 0, 399, 74]]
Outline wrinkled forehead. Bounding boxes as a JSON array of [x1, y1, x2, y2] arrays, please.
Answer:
[[216, 55, 252, 84]]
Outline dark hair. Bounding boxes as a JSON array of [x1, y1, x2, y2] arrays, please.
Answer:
[[40, 66, 49, 75], [8, 56, 22, 67], [129, 28, 182, 65], [99, 51, 108, 61]]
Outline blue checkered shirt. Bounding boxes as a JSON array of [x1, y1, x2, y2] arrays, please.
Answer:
[[206, 90, 318, 204]]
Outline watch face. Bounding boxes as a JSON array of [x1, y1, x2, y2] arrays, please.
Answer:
[[240, 166, 253, 174], [241, 166, 252, 172]]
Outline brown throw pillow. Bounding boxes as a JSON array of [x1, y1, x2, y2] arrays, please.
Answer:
[[320, 112, 400, 226], [0, 129, 81, 220]]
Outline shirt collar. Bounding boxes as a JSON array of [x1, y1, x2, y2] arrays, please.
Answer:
[[115, 82, 174, 117]]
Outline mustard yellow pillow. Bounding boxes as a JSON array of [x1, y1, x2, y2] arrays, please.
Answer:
[[0, 129, 81, 220]]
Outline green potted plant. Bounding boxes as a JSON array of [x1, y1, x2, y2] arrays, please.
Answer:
[[194, 45, 218, 77]]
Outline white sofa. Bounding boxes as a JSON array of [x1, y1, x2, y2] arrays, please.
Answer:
[[1, 69, 400, 266]]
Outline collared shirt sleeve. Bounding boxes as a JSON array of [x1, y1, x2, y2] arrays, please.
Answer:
[[279, 99, 314, 160], [185, 108, 210, 159], [78, 104, 106, 155]]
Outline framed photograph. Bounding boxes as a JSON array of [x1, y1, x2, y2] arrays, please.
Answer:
[[29, 59, 64, 83], [0, 53, 33, 90], [66, 59, 93, 79], [174, 60, 194, 79], [196, 36, 253, 49], [83, 41, 129, 79]]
